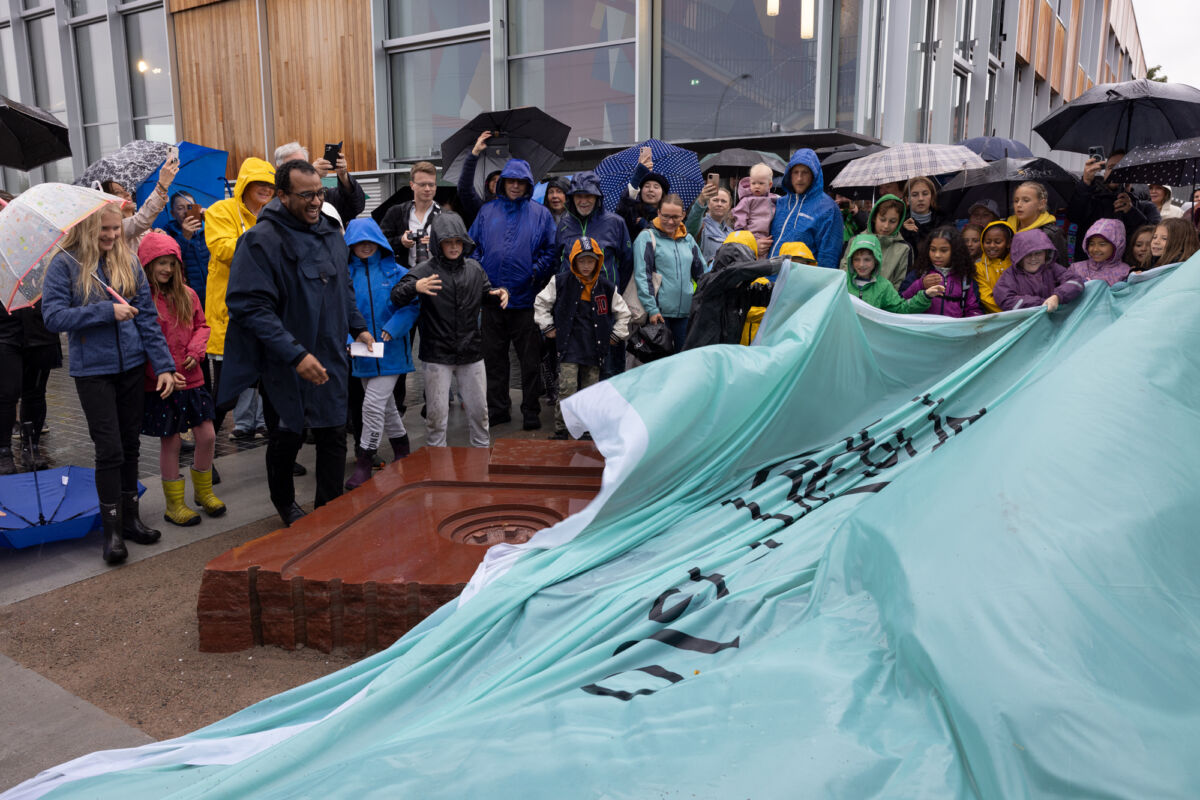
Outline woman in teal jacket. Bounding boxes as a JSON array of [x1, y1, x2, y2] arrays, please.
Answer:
[[633, 194, 707, 353]]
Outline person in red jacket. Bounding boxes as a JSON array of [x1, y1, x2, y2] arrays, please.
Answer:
[[137, 233, 226, 527]]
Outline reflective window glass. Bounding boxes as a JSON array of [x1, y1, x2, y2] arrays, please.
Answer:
[[83, 122, 120, 162], [509, 43, 634, 146], [0, 26, 17, 98], [70, 0, 107, 16], [28, 15, 66, 116], [836, 0, 863, 130], [390, 39, 490, 159], [75, 22, 118, 126], [135, 115, 176, 143], [126, 9, 173, 120], [661, 0, 817, 139], [387, 0, 489, 39], [509, 0, 635, 54]]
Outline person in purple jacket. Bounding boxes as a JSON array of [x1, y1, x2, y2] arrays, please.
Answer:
[[901, 226, 983, 317], [1065, 218, 1131, 287], [993, 229, 1084, 312]]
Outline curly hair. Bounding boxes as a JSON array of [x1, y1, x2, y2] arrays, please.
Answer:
[[913, 225, 974, 282]]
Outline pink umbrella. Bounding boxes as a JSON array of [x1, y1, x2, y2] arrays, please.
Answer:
[[0, 182, 127, 310]]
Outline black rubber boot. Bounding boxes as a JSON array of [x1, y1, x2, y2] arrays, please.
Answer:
[[344, 447, 375, 490], [389, 435, 411, 460], [100, 501, 128, 565], [0, 447, 15, 475], [21, 440, 48, 470], [275, 502, 307, 527], [121, 490, 162, 545]]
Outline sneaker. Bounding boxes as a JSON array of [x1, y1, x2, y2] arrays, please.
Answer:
[[292, 462, 307, 476], [229, 428, 255, 441], [254, 426, 268, 439], [522, 416, 542, 431]]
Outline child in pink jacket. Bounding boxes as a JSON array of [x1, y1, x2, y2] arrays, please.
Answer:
[[731, 163, 778, 258]]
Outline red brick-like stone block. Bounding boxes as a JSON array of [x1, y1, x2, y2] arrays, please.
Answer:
[[198, 441, 603, 653]]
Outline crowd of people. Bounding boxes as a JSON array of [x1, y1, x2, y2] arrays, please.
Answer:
[[3, 137, 1198, 563]]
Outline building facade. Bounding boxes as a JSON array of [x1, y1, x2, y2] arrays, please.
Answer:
[[0, 0, 1146, 193]]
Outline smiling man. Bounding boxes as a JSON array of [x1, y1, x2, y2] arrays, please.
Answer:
[[220, 159, 372, 526]]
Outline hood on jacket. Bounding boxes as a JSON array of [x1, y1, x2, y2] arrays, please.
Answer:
[[232, 157, 276, 207], [779, 241, 816, 264], [846, 233, 883, 274], [711, 240, 757, 272], [781, 148, 825, 200], [867, 194, 908, 241], [568, 236, 604, 299], [498, 159, 535, 198], [979, 219, 1015, 265], [1082, 217, 1126, 264], [137, 231, 183, 268], [640, 171, 671, 195], [722, 230, 759, 257], [566, 170, 604, 219], [428, 212, 476, 262], [1007, 210, 1058, 235], [545, 176, 571, 196], [1009, 228, 1057, 269], [345, 218, 395, 256]]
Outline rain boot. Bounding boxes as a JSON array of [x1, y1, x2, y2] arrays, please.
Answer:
[[100, 501, 127, 565], [344, 447, 375, 490], [189, 467, 227, 517], [20, 439, 48, 470], [0, 447, 15, 475], [389, 435, 410, 460], [162, 477, 201, 526], [121, 490, 161, 545]]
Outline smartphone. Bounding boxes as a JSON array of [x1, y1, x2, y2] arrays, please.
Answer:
[[1087, 145, 1105, 162], [323, 141, 343, 166], [167, 145, 179, 163], [185, 203, 203, 222], [706, 172, 720, 188]]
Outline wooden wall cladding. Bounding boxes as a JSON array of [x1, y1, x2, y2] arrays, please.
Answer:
[[1034, 0, 1052, 79], [171, 0, 266, 180], [264, 0, 376, 173], [1050, 19, 1065, 93], [1015, 0, 1035, 65]]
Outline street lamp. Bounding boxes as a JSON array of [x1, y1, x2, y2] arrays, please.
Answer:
[[713, 73, 752, 137]]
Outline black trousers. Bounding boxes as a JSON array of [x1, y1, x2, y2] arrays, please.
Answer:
[[75, 366, 144, 505], [211, 358, 228, 434], [260, 389, 346, 513], [482, 306, 542, 420], [0, 344, 51, 444]]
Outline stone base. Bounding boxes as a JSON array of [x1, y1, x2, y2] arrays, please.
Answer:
[[197, 440, 603, 654]]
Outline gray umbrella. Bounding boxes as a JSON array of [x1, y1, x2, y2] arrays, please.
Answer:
[[75, 139, 173, 192], [1033, 79, 1200, 154], [1108, 137, 1200, 187]]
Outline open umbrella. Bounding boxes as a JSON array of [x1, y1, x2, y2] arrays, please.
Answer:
[[830, 143, 987, 190], [134, 141, 229, 228], [818, 143, 888, 190], [440, 108, 571, 199], [957, 136, 1034, 162], [0, 95, 71, 170], [0, 466, 145, 548], [938, 157, 1083, 219], [595, 139, 704, 212], [0, 182, 125, 310], [1107, 137, 1200, 187], [699, 148, 787, 177], [75, 139, 172, 192], [370, 182, 460, 225], [1033, 79, 1200, 154]]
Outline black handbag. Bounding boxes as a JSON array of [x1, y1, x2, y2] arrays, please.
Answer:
[[626, 321, 675, 362]]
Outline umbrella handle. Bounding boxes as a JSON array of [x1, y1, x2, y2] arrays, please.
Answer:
[[105, 286, 131, 305]]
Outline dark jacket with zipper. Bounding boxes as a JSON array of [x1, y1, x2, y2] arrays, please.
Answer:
[[379, 200, 441, 267], [556, 171, 633, 291], [390, 213, 503, 365]]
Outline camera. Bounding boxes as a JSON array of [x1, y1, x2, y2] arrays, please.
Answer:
[[405, 230, 426, 243]]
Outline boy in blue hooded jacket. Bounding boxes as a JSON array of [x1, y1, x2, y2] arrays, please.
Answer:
[[768, 148, 843, 268]]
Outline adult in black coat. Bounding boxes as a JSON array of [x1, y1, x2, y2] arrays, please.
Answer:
[[221, 160, 372, 526], [1066, 151, 1160, 261], [379, 162, 441, 267], [0, 301, 61, 472]]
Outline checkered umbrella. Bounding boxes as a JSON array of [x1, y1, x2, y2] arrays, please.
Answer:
[[1108, 137, 1200, 187], [595, 139, 703, 212], [830, 143, 988, 190]]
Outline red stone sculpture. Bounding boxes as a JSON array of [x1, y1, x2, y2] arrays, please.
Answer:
[[197, 440, 604, 654]]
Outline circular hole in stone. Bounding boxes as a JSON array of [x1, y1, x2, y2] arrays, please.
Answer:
[[437, 504, 565, 547]]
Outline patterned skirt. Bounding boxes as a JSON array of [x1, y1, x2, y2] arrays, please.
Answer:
[[141, 386, 215, 437]]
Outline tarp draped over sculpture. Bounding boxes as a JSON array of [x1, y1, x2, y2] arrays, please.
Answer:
[[8, 258, 1200, 799]]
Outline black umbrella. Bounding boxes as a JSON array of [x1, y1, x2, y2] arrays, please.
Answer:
[[1107, 137, 1200, 187], [370, 183, 461, 225], [0, 95, 71, 170], [698, 148, 787, 177], [817, 144, 887, 199], [938, 157, 1083, 219], [440, 107, 571, 198], [957, 136, 1034, 162], [1033, 79, 1200, 154]]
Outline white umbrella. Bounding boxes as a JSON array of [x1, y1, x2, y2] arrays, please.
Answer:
[[830, 143, 989, 189]]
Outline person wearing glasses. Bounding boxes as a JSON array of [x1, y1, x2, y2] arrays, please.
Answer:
[[380, 161, 441, 266], [633, 194, 708, 354], [220, 160, 373, 527]]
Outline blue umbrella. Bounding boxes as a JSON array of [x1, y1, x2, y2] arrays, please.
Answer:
[[957, 136, 1034, 162], [0, 466, 145, 549], [594, 139, 703, 213], [135, 140, 229, 228]]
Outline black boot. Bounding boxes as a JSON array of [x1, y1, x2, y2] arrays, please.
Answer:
[[275, 502, 307, 527], [100, 501, 128, 565], [211, 463, 221, 486], [20, 439, 48, 470], [0, 447, 14, 475], [121, 490, 161, 545], [389, 435, 411, 460]]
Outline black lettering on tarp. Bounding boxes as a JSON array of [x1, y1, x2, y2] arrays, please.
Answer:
[[648, 588, 691, 624], [748, 539, 781, 550], [688, 567, 729, 598], [581, 665, 684, 701], [612, 628, 741, 656]]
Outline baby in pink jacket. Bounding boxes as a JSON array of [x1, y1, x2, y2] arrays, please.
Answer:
[[731, 163, 778, 257]]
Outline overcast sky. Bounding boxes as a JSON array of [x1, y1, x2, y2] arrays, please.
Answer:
[[1132, 0, 1200, 87]]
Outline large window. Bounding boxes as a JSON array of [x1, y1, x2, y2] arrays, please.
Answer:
[[905, 0, 937, 142], [390, 39, 490, 159], [835, 0, 864, 130], [660, 0, 818, 140], [75, 22, 120, 161], [125, 9, 174, 142], [388, 0, 489, 38], [0, 24, 30, 193], [508, 0, 635, 146], [27, 14, 71, 182]]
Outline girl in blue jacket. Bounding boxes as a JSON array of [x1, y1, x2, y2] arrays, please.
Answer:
[[343, 219, 420, 490], [41, 201, 179, 564]]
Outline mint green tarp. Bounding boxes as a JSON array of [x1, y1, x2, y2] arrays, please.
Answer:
[[11, 260, 1200, 799]]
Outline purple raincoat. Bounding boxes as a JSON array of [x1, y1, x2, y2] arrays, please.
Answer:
[[994, 229, 1084, 311], [901, 270, 983, 317], [1066, 218, 1131, 286]]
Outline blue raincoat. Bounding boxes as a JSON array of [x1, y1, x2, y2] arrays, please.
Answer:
[[345, 219, 419, 379], [768, 148, 843, 267]]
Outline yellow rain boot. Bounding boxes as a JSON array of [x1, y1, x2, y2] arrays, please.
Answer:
[[190, 467, 227, 517], [162, 477, 201, 527]]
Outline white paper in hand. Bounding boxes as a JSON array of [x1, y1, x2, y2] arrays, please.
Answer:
[[350, 341, 384, 358]]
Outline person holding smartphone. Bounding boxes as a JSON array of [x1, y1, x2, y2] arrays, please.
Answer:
[[272, 141, 366, 223], [1066, 148, 1160, 261], [165, 191, 210, 309]]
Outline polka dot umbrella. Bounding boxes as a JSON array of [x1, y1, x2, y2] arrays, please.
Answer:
[[1108, 137, 1200, 188], [595, 139, 703, 213]]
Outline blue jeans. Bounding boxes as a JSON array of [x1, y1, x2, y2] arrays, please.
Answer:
[[233, 387, 265, 432], [664, 316, 689, 354]]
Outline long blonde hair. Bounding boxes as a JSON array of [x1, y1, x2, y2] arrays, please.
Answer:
[[59, 203, 140, 301]]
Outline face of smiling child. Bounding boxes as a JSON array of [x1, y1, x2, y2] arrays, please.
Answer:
[[1130, 231, 1153, 263], [1150, 225, 1168, 257], [982, 227, 1009, 261], [1086, 235, 1114, 263], [962, 228, 981, 258], [851, 250, 876, 279], [150, 256, 176, 287], [1020, 250, 1047, 273], [352, 242, 378, 260]]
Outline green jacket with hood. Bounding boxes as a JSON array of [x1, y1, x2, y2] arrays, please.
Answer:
[[843, 233, 930, 314], [839, 194, 912, 290]]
